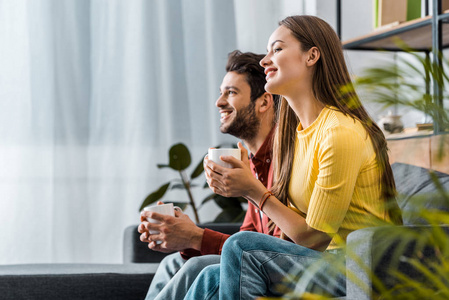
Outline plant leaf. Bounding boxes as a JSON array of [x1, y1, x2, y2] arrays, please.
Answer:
[[170, 202, 188, 210], [139, 182, 170, 211], [168, 143, 191, 171], [213, 195, 243, 210], [157, 164, 170, 169], [201, 194, 246, 209], [236, 196, 247, 203], [171, 183, 198, 190], [213, 207, 245, 223], [201, 193, 217, 206], [190, 158, 205, 179], [171, 183, 184, 190]]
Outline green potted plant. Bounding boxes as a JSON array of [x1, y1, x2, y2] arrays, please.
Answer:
[[139, 142, 246, 224]]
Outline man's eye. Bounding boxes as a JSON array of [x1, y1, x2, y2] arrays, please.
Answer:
[[229, 91, 236, 95]]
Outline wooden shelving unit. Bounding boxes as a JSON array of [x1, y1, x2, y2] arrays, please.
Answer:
[[343, 14, 449, 51], [339, 0, 448, 134]]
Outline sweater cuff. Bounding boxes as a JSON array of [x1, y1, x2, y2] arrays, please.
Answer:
[[179, 248, 202, 260], [200, 228, 230, 255]]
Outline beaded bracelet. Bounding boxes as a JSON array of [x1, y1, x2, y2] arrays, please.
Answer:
[[259, 191, 274, 212]]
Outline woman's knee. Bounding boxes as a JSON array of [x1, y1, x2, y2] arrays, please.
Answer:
[[223, 231, 269, 254]]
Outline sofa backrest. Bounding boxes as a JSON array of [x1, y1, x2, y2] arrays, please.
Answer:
[[392, 162, 449, 225]]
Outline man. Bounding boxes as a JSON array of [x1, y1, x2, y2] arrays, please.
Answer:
[[138, 50, 280, 300]]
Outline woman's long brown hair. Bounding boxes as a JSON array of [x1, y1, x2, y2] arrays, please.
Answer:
[[270, 15, 402, 225]]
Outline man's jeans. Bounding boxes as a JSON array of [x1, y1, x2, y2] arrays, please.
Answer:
[[146, 252, 220, 300], [184, 231, 346, 300]]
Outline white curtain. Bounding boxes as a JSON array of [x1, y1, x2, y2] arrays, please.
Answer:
[[0, 0, 304, 264]]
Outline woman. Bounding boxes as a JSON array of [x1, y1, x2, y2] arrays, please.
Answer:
[[188, 15, 402, 299]]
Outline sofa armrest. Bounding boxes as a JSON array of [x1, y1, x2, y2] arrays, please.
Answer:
[[123, 225, 171, 263], [123, 223, 241, 263], [345, 227, 379, 300], [346, 225, 449, 300]]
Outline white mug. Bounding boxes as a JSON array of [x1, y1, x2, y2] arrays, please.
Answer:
[[143, 203, 182, 244], [208, 148, 241, 168]]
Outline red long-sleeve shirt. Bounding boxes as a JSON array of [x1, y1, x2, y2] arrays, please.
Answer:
[[181, 128, 282, 259]]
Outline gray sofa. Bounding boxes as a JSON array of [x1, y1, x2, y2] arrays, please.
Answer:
[[0, 223, 241, 300], [1, 163, 448, 300]]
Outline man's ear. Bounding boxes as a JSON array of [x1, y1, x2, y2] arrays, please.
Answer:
[[257, 92, 273, 113], [306, 46, 320, 67]]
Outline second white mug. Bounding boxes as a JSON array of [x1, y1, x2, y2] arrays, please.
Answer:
[[208, 148, 241, 168]]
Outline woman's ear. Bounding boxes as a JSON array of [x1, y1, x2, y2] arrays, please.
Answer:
[[306, 47, 320, 67]]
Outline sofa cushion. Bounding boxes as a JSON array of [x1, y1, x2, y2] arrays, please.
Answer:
[[391, 162, 449, 225], [0, 263, 158, 300]]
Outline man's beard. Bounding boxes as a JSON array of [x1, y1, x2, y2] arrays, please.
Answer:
[[220, 101, 260, 141]]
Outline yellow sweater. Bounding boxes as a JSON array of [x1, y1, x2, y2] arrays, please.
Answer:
[[289, 107, 393, 249]]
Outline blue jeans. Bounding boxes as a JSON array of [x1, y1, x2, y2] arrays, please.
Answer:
[[146, 252, 220, 300], [184, 231, 346, 300]]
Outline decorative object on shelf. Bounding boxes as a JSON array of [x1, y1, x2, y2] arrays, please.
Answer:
[[138, 143, 246, 224], [416, 122, 434, 131], [444, 0, 449, 13], [378, 111, 404, 134], [374, 0, 421, 29]]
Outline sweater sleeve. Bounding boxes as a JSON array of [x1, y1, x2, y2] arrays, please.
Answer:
[[199, 228, 230, 255], [239, 202, 260, 232], [180, 202, 262, 259], [306, 125, 366, 233], [180, 229, 230, 259]]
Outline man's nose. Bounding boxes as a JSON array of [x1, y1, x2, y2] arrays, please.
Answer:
[[215, 95, 226, 107]]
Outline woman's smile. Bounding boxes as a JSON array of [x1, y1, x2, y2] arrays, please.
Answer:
[[264, 67, 277, 81]]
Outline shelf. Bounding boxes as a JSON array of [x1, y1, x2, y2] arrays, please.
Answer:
[[343, 14, 449, 51], [385, 127, 434, 140]]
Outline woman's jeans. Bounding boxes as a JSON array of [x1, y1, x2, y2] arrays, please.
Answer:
[[184, 231, 346, 300], [146, 252, 220, 300]]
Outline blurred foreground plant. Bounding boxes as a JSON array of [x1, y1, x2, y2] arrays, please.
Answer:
[[138, 143, 246, 224]]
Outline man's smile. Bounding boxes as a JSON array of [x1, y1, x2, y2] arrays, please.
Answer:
[[220, 110, 233, 122]]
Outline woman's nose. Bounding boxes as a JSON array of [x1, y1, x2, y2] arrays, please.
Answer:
[[260, 54, 270, 67]]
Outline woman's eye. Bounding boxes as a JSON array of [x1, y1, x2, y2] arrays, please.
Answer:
[[274, 48, 282, 53]]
